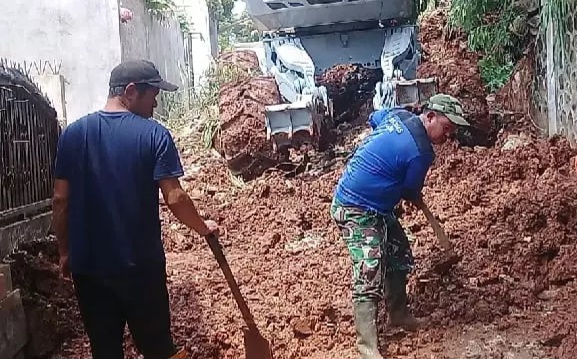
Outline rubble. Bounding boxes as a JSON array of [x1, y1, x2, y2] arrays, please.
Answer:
[[6, 6, 577, 359]]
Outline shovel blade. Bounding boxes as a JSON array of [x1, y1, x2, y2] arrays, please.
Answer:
[[243, 328, 273, 359], [432, 252, 462, 274]]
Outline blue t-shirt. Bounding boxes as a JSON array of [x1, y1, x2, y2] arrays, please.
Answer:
[[54, 111, 184, 275], [334, 108, 435, 214]]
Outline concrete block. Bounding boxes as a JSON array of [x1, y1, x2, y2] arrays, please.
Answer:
[[0, 212, 52, 259], [0, 264, 13, 294], [31, 74, 67, 126], [0, 274, 6, 300], [0, 289, 28, 359]]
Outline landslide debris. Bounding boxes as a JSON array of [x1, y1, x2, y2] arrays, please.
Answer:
[[8, 6, 577, 359]]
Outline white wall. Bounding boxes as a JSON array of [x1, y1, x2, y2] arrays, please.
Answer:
[[0, 0, 122, 124], [175, 0, 217, 89], [120, 0, 186, 89]]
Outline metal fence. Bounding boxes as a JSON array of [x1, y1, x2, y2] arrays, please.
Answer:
[[533, 1, 577, 144], [0, 62, 60, 225]]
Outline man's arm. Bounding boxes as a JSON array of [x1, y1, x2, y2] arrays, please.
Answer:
[[52, 127, 73, 279], [401, 155, 432, 204], [153, 127, 216, 236], [158, 178, 212, 236], [53, 179, 70, 258]]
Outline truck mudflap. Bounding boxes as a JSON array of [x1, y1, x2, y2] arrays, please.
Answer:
[[264, 94, 332, 152], [264, 77, 437, 151], [373, 77, 439, 111]]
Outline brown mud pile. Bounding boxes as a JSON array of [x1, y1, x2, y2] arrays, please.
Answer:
[[405, 137, 577, 323], [215, 58, 380, 180], [214, 49, 281, 180], [215, 75, 281, 180], [154, 124, 577, 359], [217, 50, 260, 72], [8, 6, 577, 359]]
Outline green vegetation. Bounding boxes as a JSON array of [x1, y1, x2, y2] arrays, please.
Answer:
[[445, 0, 575, 92], [206, 0, 261, 50], [218, 10, 260, 50], [447, 0, 521, 92], [156, 61, 256, 149], [144, 0, 192, 34]]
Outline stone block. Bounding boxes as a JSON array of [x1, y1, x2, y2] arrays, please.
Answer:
[[0, 264, 13, 296], [0, 274, 6, 300], [0, 289, 28, 359]]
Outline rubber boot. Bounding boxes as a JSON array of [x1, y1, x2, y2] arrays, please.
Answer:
[[384, 272, 423, 332], [353, 301, 384, 359]]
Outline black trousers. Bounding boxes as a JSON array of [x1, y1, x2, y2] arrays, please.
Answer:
[[72, 266, 177, 359]]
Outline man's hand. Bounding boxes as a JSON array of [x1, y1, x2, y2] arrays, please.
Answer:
[[53, 179, 70, 281], [159, 178, 224, 237], [200, 220, 220, 237], [59, 254, 71, 281]]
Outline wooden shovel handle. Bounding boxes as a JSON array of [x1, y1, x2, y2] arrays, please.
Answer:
[[205, 234, 258, 330], [414, 199, 454, 252]]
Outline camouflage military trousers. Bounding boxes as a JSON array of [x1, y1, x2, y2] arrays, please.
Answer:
[[330, 198, 414, 303]]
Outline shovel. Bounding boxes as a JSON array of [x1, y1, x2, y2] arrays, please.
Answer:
[[205, 234, 274, 359], [414, 199, 461, 272]]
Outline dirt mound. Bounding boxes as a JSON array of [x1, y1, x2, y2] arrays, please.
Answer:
[[215, 75, 281, 180], [156, 125, 577, 359], [217, 50, 260, 72], [402, 136, 577, 325], [6, 240, 81, 359], [215, 61, 379, 180]]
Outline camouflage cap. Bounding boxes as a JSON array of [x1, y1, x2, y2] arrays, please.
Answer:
[[425, 94, 470, 126]]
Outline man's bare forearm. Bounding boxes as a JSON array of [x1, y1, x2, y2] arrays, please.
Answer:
[[52, 197, 69, 256], [166, 188, 211, 235]]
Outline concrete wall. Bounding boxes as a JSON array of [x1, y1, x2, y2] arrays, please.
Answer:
[[120, 0, 186, 89], [175, 0, 218, 89], [0, 0, 122, 124]]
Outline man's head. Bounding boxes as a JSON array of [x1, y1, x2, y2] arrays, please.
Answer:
[[420, 94, 470, 144], [108, 60, 178, 118]]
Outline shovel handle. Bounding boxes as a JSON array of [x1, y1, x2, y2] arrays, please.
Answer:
[[415, 199, 454, 252], [205, 234, 258, 330]]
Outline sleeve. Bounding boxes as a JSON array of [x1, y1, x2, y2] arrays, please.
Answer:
[[401, 154, 432, 202], [368, 109, 392, 130], [153, 127, 184, 181], [54, 128, 72, 180]]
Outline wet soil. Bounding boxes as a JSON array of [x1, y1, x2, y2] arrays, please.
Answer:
[[6, 6, 577, 359]]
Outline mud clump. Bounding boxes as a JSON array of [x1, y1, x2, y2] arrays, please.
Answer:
[[215, 75, 281, 180], [217, 50, 260, 72], [317, 64, 380, 125]]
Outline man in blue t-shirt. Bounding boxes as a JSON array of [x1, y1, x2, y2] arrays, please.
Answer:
[[330, 94, 469, 359], [52, 60, 218, 359]]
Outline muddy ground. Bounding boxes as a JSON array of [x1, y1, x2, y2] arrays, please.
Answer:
[[5, 6, 577, 359]]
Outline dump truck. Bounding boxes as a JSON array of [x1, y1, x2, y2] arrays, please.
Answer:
[[241, 0, 438, 151]]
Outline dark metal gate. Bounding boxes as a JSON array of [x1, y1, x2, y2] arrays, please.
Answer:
[[0, 62, 60, 250]]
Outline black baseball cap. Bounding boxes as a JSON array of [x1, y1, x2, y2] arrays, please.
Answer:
[[109, 59, 178, 92]]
